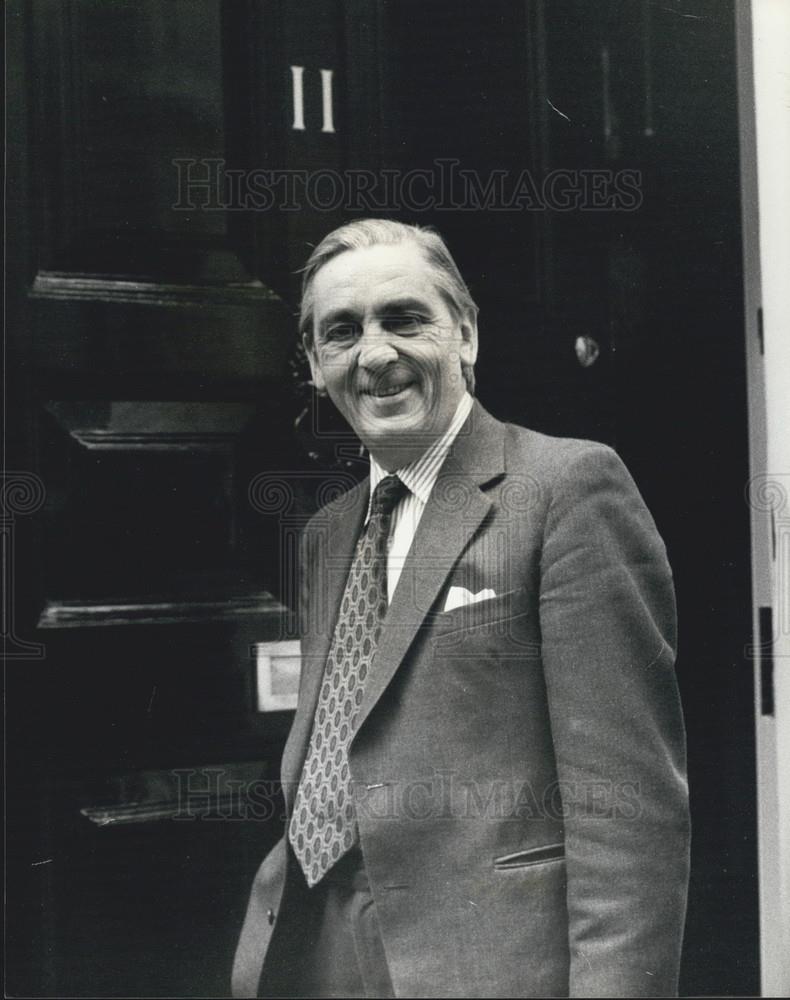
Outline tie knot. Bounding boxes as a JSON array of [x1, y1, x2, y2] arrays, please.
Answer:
[[370, 474, 406, 519]]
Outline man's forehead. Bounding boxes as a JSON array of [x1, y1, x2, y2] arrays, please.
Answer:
[[312, 242, 443, 312]]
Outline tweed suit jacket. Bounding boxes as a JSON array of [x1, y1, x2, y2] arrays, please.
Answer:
[[233, 401, 690, 998]]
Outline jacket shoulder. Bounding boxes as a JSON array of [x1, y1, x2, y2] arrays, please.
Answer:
[[502, 421, 621, 486]]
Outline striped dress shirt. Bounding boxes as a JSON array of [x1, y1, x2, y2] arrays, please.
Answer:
[[367, 391, 474, 603]]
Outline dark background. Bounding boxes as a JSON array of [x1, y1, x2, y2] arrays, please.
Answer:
[[6, 1, 757, 995]]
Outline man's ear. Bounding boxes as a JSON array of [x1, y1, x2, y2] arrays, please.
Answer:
[[303, 335, 327, 393], [457, 310, 479, 368]]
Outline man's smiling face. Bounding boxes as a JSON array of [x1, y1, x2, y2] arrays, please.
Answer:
[[305, 241, 478, 470]]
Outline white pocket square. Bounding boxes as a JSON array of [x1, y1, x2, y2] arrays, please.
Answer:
[[443, 586, 497, 613]]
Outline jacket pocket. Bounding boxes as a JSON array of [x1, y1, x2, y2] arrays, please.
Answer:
[[493, 842, 565, 870], [431, 586, 527, 638]]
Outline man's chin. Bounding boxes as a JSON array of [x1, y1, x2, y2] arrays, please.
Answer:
[[357, 414, 445, 466]]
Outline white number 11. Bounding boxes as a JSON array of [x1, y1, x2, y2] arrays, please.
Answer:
[[291, 66, 336, 134]]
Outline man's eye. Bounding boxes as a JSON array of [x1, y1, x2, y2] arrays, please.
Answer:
[[324, 323, 359, 342], [382, 315, 424, 334]]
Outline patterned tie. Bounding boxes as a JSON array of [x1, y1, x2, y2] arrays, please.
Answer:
[[289, 474, 406, 886]]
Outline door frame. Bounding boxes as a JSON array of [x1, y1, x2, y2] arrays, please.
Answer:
[[736, 1, 790, 993]]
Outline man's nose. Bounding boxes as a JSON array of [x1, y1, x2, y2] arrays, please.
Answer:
[[357, 322, 398, 370]]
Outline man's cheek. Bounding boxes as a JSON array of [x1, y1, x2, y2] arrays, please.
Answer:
[[332, 395, 356, 425]]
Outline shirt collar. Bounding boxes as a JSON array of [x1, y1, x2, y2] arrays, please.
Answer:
[[367, 392, 474, 518]]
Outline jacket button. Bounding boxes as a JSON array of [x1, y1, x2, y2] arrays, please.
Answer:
[[266, 909, 275, 925]]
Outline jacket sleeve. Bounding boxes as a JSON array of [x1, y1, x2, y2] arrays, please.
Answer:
[[538, 442, 690, 997]]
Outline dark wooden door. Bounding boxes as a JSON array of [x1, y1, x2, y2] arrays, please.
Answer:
[[7, 1, 756, 995], [7, 3, 302, 994]]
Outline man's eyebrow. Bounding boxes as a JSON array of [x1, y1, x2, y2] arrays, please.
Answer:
[[375, 297, 432, 316], [317, 298, 433, 334], [317, 308, 358, 332]]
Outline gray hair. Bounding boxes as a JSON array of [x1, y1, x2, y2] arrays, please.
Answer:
[[299, 219, 478, 393]]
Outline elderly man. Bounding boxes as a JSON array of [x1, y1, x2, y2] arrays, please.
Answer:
[[233, 219, 690, 998]]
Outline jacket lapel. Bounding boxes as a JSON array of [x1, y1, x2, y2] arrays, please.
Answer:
[[352, 401, 506, 736]]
